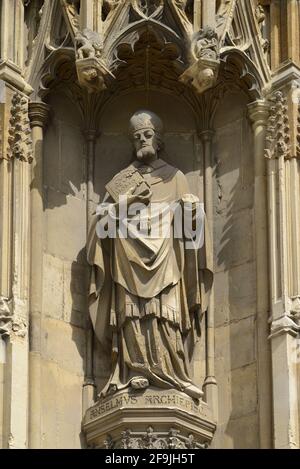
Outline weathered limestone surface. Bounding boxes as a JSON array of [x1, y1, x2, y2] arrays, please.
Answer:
[[210, 90, 260, 448], [0, 0, 299, 449], [31, 92, 88, 448]]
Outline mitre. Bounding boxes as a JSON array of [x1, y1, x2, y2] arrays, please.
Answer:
[[129, 110, 163, 134]]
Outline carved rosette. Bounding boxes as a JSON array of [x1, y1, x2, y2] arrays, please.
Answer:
[[7, 93, 33, 163], [265, 91, 291, 160]]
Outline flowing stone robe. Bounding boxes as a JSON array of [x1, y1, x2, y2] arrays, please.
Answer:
[[87, 158, 213, 397]]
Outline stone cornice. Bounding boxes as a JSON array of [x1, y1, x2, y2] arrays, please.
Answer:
[[0, 60, 33, 95], [272, 61, 300, 92]]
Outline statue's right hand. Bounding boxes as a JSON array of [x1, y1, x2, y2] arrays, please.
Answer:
[[126, 183, 152, 206]]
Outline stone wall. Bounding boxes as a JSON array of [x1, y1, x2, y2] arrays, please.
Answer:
[[212, 90, 259, 448], [33, 92, 87, 448]]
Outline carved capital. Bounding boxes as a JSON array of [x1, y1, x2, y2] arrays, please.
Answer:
[[248, 100, 269, 128], [199, 129, 214, 143], [83, 129, 99, 143], [28, 102, 51, 129]]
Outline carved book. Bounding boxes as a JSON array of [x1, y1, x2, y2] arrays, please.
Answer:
[[105, 165, 149, 202]]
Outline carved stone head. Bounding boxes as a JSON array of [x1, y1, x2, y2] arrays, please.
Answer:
[[129, 110, 164, 161]]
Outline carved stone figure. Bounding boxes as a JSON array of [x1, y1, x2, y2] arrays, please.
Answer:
[[255, 3, 270, 56], [179, 27, 220, 94], [87, 110, 213, 401], [194, 27, 219, 61], [74, 28, 114, 92], [216, 0, 234, 37], [75, 28, 103, 60]]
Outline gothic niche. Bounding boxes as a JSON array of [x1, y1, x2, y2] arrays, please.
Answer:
[[32, 0, 267, 451], [78, 14, 218, 451]]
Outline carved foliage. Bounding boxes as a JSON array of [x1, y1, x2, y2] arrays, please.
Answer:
[[265, 91, 291, 160], [7, 94, 33, 163], [100, 427, 208, 449]]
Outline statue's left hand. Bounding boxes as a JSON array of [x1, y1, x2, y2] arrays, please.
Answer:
[[181, 193, 199, 205]]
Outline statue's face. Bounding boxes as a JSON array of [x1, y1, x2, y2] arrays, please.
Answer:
[[132, 127, 159, 161], [206, 28, 214, 39]]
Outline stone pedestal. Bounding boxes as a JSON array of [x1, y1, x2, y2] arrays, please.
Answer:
[[82, 388, 216, 449]]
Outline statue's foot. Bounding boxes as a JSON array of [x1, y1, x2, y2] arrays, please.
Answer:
[[184, 384, 203, 400], [130, 377, 149, 390]]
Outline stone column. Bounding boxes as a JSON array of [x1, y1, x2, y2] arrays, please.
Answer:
[[80, 0, 96, 30], [202, 0, 216, 28], [82, 130, 97, 415], [248, 100, 272, 449], [0, 0, 32, 94], [28, 101, 50, 448], [2, 92, 33, 449], [199, 130, 218, 421], [0, 85, 13, 447], [263, 77, 300, 448], [193, 0, 202, 31]]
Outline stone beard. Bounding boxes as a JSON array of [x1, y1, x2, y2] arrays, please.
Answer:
[[87, 110, 213, 401]]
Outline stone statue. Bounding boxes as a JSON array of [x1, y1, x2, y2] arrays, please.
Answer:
[[87, 110, 213, 401], [75, 28, 103, 60], [179, 27, 220, 94], [194, 27, 219, 61]]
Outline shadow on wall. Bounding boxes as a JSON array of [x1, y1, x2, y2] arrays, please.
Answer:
[[212, 89, 262, 448]]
